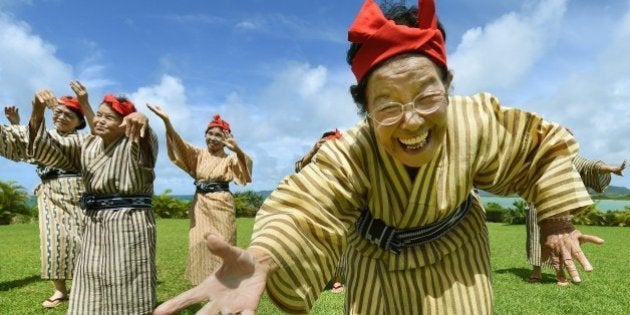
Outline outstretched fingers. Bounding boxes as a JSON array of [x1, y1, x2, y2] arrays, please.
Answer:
[[153, 286, 212, 315]]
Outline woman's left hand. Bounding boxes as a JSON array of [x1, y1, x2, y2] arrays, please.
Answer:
[[222, 131, 241, 153], [540, 217, 604, 285]]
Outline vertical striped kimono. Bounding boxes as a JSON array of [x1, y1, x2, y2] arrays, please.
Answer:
[[526, 155, 612, 269], [0, 125, 84, 281], [28, 121, 159, 315], [164, 128, 252, 285], [249, 93, 593, 314]]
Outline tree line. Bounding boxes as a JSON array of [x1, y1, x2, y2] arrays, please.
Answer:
[[1, 180, 628, 226]]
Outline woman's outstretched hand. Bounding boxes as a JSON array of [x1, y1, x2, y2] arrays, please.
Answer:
[[540, 218, 604, 285], [153, 235, 270, 315]]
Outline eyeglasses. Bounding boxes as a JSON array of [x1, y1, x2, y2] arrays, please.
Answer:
[[369, 91, 447, 126]]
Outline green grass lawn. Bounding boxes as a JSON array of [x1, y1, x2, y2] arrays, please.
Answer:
[[0, 220, 627, 314]]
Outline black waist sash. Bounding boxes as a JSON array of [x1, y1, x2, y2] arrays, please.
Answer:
[[39, 169, 81, 181], [80, 194, 153, 210], [194, 181, 230, 194], [355, 194, 473, 254]]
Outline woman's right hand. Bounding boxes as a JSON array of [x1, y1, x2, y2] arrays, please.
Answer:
[[153, 235, 269, 315], [146, 104, 170, 122], [33, 89, 57, 112]]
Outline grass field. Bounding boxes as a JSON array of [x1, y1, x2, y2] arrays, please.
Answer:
[[0, 219, 627, 314]]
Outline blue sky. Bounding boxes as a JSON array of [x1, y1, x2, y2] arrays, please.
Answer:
[[1, 0, 629, 194]]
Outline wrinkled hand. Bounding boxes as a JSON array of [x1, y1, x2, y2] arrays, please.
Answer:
[[70, 80, 89, 104], [4, 105, 20, 125], [540, 219, 604, 285], [153, 235, 268, 315], [146, 104, 170, 122], [34, 89, 58, 111], [222, 132, 241, 153], [611, 160, 626, 176], [120, 112, 149, 142]]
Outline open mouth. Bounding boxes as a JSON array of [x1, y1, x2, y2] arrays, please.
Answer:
[[398, 130, 430, 151]]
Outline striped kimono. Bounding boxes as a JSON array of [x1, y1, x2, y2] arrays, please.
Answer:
[[526, 155, 612, 268], [250, 93, 593, 314], [28, 121, 158, 315], [0, 125, 84, 281], [163, 128, 252, 285]]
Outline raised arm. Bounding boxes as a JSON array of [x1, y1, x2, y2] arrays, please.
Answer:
[[147, 104, 201, 175], [70, 80, 96, 133], [27, 89, 82, 171]]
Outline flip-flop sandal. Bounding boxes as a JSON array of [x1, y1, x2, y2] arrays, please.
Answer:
[[42, 296, 68, 308]]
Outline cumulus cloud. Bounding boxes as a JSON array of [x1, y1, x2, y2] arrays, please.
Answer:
[[0, 13, 73, 107], [449, 0, 567, 95]]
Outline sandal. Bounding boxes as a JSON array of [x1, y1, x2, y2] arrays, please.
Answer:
[[42, 296, 68, 308], [331, 282, 345, 293]]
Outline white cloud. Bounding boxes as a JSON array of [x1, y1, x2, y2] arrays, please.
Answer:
[[449, 0, 567, 95]]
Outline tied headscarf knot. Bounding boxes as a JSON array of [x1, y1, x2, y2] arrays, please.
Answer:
[[323, 128, 343, 141], [348, 0, 447, 83], [207, 114, 231, 133], [102, 94, 137, 117], [58, 96, 84, 116]]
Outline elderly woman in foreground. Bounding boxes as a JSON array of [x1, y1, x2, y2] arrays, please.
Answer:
[[155, 0, 603, 314]]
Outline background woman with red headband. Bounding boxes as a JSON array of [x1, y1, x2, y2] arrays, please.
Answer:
[[155, 1, 602, 314], [148, 105, 252, 285], [0, 82, 92, 309], [26, 88, 159, 314]]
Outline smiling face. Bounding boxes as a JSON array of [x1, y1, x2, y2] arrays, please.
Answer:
[[52, 105, 82, 133], [205, 126, 226, 153], [366, 54, 450, 168], [93, 103, 126, 144]]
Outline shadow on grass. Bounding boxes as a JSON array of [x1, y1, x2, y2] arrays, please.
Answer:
[[0, 274, 40, 291], [494, 267, 558, 284]]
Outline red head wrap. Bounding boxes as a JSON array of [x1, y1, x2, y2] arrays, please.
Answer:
[[348, 0, 447, 83], [323, 128, 342, 141], [207, 114, 231, 133], [102, 94, 136, 117], [58, 96, 84, 116]]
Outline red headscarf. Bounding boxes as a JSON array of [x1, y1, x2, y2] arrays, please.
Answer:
[[207, 114, 231, 133], [58, 96, 84, 116], [348, 0, 447, 83], [323, 128, 342, 141], [102, 94, 136, 117]]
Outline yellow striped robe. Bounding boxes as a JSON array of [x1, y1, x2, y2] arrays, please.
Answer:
[[1, 125, 85, 280], [28, 121, 159, 315], [250, 93, 593, 314]]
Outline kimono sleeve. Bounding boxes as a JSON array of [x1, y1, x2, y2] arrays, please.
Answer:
[[230, 153, 252, 186], [248, 137, 367, 313], [0, 124, 29, 162], [471, 93, 592, 222], [26, 121, 83, 172], [572, 155, 611, 193], [164, 126, 202, 177]]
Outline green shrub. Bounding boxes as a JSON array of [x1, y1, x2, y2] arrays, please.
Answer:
[[485, 202, 506, 222], [152, 189, 190, 219], [234, 190, 265, 217], [0, 180, 36, 225], [503, 199, 527, 225]]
